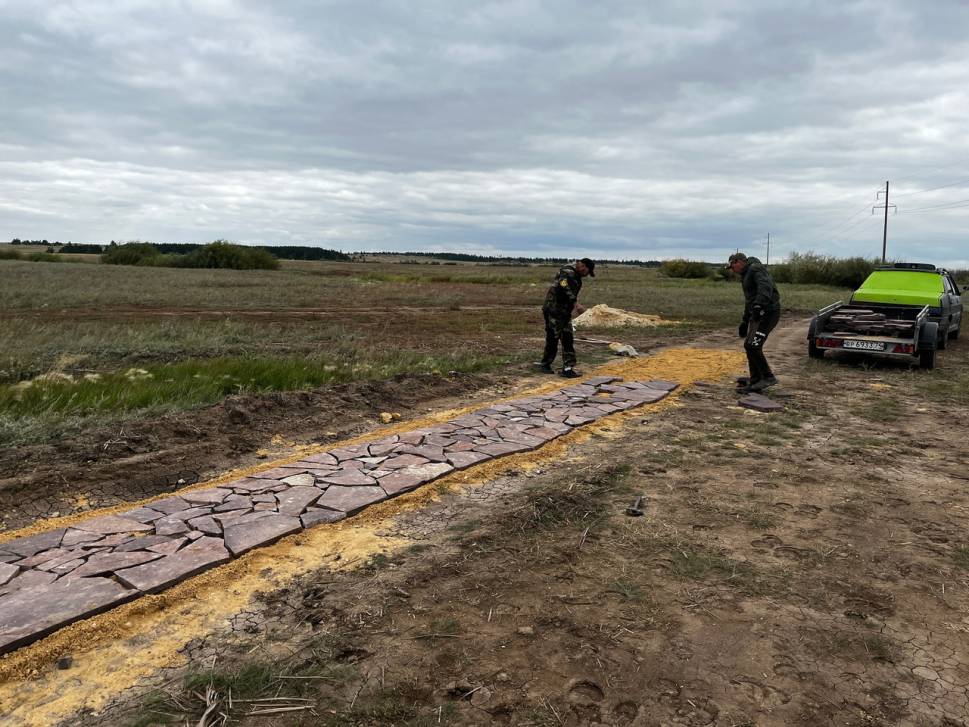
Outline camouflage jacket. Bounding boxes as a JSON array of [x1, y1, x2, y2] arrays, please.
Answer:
[[543, 265, 582, 316], [741, 256, 781, 322]]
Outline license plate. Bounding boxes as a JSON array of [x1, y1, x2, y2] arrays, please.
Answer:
[[843, 339, 885, 351]]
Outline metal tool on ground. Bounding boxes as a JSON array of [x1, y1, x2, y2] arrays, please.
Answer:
[[625, 495, 646, 517]]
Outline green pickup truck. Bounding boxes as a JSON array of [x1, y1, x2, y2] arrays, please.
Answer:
[[808, 263, 963, 369]]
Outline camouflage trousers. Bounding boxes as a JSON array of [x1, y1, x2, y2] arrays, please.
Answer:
[[541, 309, 576, 369]]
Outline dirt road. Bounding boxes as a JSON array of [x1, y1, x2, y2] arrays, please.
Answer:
[[1, 321, 967, 726]]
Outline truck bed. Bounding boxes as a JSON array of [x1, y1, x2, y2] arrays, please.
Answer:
[[820, 303, 922, 338]]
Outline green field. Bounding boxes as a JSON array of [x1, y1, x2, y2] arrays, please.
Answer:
[[0, 258, 850, 445]]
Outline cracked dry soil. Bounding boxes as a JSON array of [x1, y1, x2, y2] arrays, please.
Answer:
[[7, 323, 969, 726]]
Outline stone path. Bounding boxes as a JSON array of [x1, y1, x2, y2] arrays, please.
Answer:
[[0, 376, 677, 654]]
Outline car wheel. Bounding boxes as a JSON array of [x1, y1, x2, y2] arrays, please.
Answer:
[[949, 326, 960, 340], [919, 348, 936, 369], [808, 338, 825, 359]]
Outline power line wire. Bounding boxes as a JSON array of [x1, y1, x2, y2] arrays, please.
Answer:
[[893, 177, 969, 198], [899, 198, 969, 214]]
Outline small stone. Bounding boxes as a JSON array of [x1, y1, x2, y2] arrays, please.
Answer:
[[517, 626, 534, 635], [57, 656, 73, 670], [379, 412, 394, 423]]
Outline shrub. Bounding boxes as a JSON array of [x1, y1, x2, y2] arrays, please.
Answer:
[[770, 252, 876, 289], [102, 242, 164, 266], [175, 241, 279, 270], [660, 259, 712, 279], [0, 249, 21, 261]]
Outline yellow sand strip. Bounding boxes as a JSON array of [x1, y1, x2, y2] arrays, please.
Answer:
[[0, 348, 743, 727]]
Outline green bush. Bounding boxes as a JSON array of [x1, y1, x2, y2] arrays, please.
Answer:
[[660, 259, 712, 279], [770, 252, 876, 289], [102, 242, 164, 266], [0, 249, 21, 261], [175, 240, 279, 270], [102, 240, 279, 270]]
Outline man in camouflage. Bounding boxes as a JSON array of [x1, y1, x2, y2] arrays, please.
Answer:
[[728, 252, 781, 393], [539, 258, 595, 378]]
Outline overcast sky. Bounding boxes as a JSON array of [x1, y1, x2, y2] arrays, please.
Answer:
[[2, 1, 968, 264]]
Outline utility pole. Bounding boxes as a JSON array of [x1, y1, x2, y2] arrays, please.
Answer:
[[873, 181, 896, 263], [766, 233, 770, 265]]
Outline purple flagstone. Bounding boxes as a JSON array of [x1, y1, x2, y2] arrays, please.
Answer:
[[166, 506, 214, 522], [318, 468, 377, 486], [738, 393, 784, 412], [181, 488, 231, 505], [423, 434, 456, 448], [61, 528, 106, 547], [378, 453, 429, 470], [223, 515, 302, 556], [301, 452, 339, 466], [252, 494, 276, 503], [585, 376, 623, 386], [0, 576, 136, 655], [0, 555, 20, 564], [148, 538, 187, 555], [212, 509, 252, 526], [231, 478, 284, 493], [446, 451, 491, 470], [247, 467, 305, 480], [48, 558, 85, 575], [253, 502, 276, 511], [475, 441, 531, 457], [118, 507, 165, 523], [445, 440, 477, 452], [153, 516, 190, 536], [0, 562, 20, 586], [395, 444, 447, 462], [338, 459, 365, 470], [368, 440, 399, 457], [0, 569, 56, 597], [380, 462, 453, 496], [18, 548, 72, 569], [644, 379, 678, 391], [301, 508, 347, 527], [214, 495, 253, 512], [522, 426, 563, 441], [70, 551, 163, 578], [316, 485, 387, 515], [188, 515, 222, 536], [328, 446, 366, 462], [147, 497, 193, 515], [564, 414, 596, 426], [34, 550, 91, 572], [115, 539, 230, 593], [397, 430, 428, 445], [115, 535, 177, 552], [281, 473, 316, 488], [276, 486, 322, 516], [1, 529, 66, 558]]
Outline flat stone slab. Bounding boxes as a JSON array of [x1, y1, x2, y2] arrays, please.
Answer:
[[115, 538, 230, 593], [0, 577, 136, 654], [1, 529, 66, 559], [0, 562, 19, 587], [275, 486, 322, 517], [738, 393, 784, 412], [223, 515, 302, 556], [447, 451, 491, 470], [70, 551, 163, 578], [181, 489, 231, 505], [380, 462, 453, 496], [301, 508, 347, 527], [316, 486, 387, 515], [318, 469, 378, 486]]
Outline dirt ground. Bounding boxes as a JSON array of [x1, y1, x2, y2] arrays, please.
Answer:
[[2, 320, 968, 727]]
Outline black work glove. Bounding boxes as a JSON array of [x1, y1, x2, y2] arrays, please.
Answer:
[[751, 305, 764, 321], [738, 321, 749, 338]]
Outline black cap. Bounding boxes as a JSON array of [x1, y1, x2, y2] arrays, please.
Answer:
[[579, 257, 595, 277]]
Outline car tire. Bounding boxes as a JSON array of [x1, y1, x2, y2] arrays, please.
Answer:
[[938, 330, 948, 350], [919, 348, 936, 369], [950, 326, 960, 340]]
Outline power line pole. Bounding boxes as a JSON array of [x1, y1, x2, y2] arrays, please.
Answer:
[[766, 233, 770, 265], [873, 181, 896, 263]]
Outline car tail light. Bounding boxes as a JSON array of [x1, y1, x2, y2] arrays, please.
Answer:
[[891, 343, 915, 354], [816, 337, 843, 348]]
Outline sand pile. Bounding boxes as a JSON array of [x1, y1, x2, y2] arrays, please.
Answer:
[[573, 304, 673, 328]]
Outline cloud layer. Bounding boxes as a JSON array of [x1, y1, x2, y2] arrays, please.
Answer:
[[2, 1, 968, 264]]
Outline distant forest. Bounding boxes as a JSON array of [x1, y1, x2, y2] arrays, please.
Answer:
[[8, 239, 663, 266]]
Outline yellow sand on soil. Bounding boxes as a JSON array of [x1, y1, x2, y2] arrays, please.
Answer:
[[0, 347, 743, 727], [572, 303, 675, 328]]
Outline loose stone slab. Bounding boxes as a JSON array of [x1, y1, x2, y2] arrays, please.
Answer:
[[301, 452, 339, 466], [281, 473, 316, 488], [316, 486, 387, 515], [301, 508, 347, 527], [738, 393, 784, 412], [395, 444, 448, 462], [0, 570, 56, 597], [147, 497, 193, 515], [368, 440, 399, 457], [0, 562, 19, 587], [1, 529, 66, 559], [181, 489, 231, 505], [276, 486, 322, 516], [123, 507, 167, 523], [382, 453, 431, 470], [644, 379, 679, 392], [380, 462, 453, 496], [188, 515, 222, 536], [70, 551, 163, 578], [61, 529, 106, 547], [475, 441, 532, 457], [318, 469, 377, 486], [223, 515, 302, 556], [115, 535, 177, 553], [0, 577, 136, 655], [447, 451, 491, 470], [115, 538, 230, 593], [153, 516, 191, 536]]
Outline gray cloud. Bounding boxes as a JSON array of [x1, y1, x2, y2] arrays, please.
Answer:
[[1, 0, 968, 264]]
